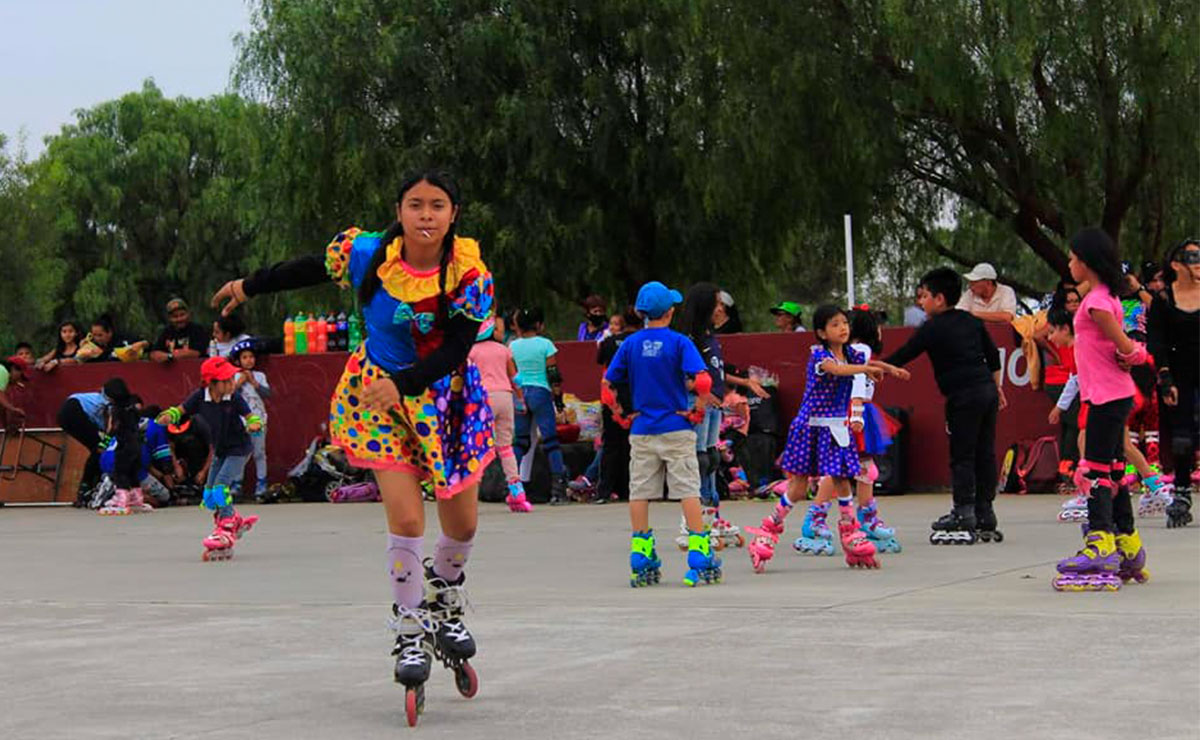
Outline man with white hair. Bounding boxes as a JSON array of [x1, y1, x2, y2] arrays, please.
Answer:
[[957, 263, 1018, 323]]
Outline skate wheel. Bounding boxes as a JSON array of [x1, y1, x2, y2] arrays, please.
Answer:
[[455, 661, 479, 698], [676, 543, 687, 551], [734, 534, 745, 547], [712, 538, 725, 551], [405, 685, 423, 727]]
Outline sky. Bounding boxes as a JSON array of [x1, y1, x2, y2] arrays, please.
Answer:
[[0, 0, 252, 156]]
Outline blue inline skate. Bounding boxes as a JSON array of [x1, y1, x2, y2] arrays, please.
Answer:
[[793, 502, 835, 556], [630, 530, 663, 587], [683, 530, 722, 586], [858, 501, 901, 553]]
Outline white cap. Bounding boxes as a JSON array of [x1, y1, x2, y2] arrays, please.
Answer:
[[963, 263, 998, 282], [717, 290, 735, 307]]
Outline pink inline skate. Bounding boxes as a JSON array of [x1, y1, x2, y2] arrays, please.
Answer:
[[745, 515, 785, 574], [838, 513, 879, 569], [126, 487, 154, 513], [99, 488, 130, 516], [505, 481, 534, 513], [201, 511, 259, 561]]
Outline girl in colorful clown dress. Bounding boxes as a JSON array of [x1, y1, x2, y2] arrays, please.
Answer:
[[745, 304, 903, 573], [1052, 228, 1152, 591], [210, 170, 494, 726], [158, 357, 262, 558]]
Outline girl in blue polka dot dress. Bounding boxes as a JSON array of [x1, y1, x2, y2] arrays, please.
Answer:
[[745, 305, 907, 572]]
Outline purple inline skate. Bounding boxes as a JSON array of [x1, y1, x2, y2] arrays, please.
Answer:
[[1052, 531, 1121, 592]]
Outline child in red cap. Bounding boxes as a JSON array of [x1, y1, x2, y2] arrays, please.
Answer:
[[158, 357, 263, 560]]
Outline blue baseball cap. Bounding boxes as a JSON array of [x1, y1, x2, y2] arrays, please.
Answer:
[[635, 281, 683, 319]]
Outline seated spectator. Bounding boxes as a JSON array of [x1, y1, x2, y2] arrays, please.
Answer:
[[150, 297, 210, 363], [12, 343, 35, 365], [209, 313, 250, 358], [77, 315, 148, 362], [35, 321, 85, 371], [0, 358, 27, 426], [769, 301, 805, 332], [957, 263, 1018, 323], [713, 291, 743, 334], [577, 295, 608, 342]]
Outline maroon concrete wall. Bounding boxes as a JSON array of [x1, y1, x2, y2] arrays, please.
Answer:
[[10, 325, 1053, 488]]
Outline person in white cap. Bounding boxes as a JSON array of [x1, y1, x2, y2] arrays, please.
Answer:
[[958, 263, 1018, 323]]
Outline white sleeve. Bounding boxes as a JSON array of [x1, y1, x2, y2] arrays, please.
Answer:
[[850, 344, 871, 400], [998, 285, 1018, 314], [1056, 374, 1079, 411]]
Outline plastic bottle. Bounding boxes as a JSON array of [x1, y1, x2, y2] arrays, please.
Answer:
[[315, 312, 329, 353], [348, 313, 362, 351], [306, 313, 318, 354], [283, 315, 296, 355], [294, 311, 309, 355], [336, 311, 349, 351]]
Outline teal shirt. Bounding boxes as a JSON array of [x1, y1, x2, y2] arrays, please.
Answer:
[[509, 336, 557, 391]]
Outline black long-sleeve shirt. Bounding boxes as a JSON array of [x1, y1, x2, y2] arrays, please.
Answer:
[[1147, 289, 1199, 388], [241, 255, 477, 396], [883, 309, 1001, 397]]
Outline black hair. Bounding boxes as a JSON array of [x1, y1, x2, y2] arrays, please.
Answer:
[[92, 314, 115, 333], [621, 305, 643, 330], [1163, 238, 1199, 287], [919, 267, 963, 306], [516, 307, 544, 332], [1069, 227, 1122, 294], [215, 313, 245, 338], [848, 308, 882, 354], [1139, 261, 1160, 286], [811, 304, 849, 349], [140, 404, 162, 420], [15, 342, 32, 352], [359, 170, 461, 331], [102, 377, 131, 406], [680, 282, 720, 343], [1047, 307, 1073, 331], [56, 321, 85, 356]]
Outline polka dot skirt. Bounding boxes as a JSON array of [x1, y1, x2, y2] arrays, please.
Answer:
[[330, 345, 495, 498]]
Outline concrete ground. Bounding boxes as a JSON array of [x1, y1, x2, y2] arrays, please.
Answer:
[[1, 494, 1197, 740]]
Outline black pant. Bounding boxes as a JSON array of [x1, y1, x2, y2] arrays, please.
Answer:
[[1082, 397, 1135, 535], [57, 398, 102, 489], [598, 408, 631, 500], [1045, 384, 1080, 464], [1165, 381, 1199, 490], [945, 383, 999, 515]]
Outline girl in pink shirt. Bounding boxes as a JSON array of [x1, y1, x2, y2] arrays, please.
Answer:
[[469, 318, 531, 512], [1054, 228, 1151, 592]]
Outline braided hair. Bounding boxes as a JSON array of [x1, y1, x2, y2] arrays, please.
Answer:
[[359, 170, 462, 330]]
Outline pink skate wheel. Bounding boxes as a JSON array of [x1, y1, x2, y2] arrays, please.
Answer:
[[455, 662, 479, 698]]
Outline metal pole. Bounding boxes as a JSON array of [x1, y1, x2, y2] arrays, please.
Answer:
[[844, 213, 855, 307]]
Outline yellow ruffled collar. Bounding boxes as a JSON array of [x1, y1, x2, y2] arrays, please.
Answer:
[[376, 235, 485, 303]]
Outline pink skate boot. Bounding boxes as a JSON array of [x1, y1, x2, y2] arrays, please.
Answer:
[[505, 481, 534, 513], [745, 515, 786, 574], [126, 487, 153, 513], [99, 488, 130, 516], [202, 515, 238, 561], [838, 512, 879, 569]]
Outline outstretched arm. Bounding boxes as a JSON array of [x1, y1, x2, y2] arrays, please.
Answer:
[[212, 256, 329, 316]]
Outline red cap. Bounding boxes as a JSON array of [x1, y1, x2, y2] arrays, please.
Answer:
[[5, 355, 29, 372], [200, 356, 238, 384]]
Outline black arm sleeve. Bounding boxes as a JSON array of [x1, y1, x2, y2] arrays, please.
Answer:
[[241, 255, 330, 297], [883, 323, 929, 368], [981, 324, 1001, 373], [1146, 294, 1170, 370], [392, 315, 479, 397]]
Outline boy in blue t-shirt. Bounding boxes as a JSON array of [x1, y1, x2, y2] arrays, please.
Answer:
[[603, 281, 721, 587]]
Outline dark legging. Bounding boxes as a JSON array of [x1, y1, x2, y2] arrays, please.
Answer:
[[1166, 382, 1199, 489], [57, 398, 103, 488], [1082, 397, 1135, 535], [1045, 384, 1080, 464]]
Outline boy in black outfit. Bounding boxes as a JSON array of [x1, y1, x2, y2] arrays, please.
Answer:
[[883, 267, 1008, 544]]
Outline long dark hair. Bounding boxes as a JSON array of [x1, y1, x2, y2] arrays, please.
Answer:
[[811, 304, 849, 349], [1070, 227, 1122, 294], [359, 171, 462, 331], [680, 282, 720, 343], [57, 321, 85, 356], [848, 308, 882, 354]]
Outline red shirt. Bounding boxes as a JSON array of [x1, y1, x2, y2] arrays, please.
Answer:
[[1044, 343, 1076, 387]]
